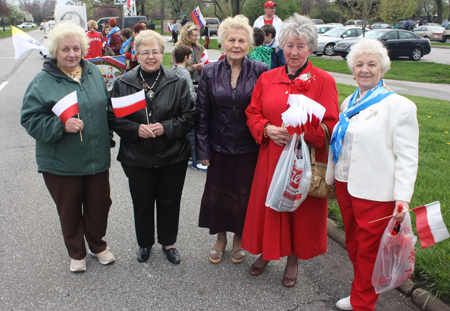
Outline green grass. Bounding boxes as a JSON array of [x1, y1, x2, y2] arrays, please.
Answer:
[[0, 27, 39, 38], [309, 57, 450, 84], [329, 83, 450, 302], [431, 42, 450, 46]]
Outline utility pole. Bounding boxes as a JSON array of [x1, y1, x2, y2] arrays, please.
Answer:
[[161, 1, 165, 35]]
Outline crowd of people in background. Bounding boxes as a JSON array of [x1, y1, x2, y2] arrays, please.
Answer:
[[22, 4, 421, 311]]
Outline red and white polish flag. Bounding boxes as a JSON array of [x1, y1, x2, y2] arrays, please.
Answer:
[[201, 49, 210, 65], [52, 91, 79, 123], [413, 201, 450, 249], [111, 89, 146, 118]]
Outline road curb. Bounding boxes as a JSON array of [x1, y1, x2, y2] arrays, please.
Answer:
[[327, 218, 450, 311], [431, 45, 450, 49]]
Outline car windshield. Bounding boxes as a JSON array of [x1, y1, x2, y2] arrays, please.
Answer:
[[364, 31, 386, 39], [322, 27, 345, 37]]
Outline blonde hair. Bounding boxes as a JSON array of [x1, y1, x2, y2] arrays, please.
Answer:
[[178, 22, 201, 47], [278, 13, 318, 52], [347, 38, 391, 74], [47, 21, 88, 58], [135, 30, 165, 54], [88, 20, 98, 30], [218, 15, 253, 45]]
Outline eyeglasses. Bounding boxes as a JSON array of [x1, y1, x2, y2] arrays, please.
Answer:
[[137, 50, 161, 57], [190, 34, 199, 37]]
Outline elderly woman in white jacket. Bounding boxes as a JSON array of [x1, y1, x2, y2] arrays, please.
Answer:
[[326, 39, 419, 311]]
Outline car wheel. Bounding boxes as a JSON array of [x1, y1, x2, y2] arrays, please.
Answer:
[[410, 47, 422, 61], [324, 43, 335, 56], [445, 36, 450, 43]]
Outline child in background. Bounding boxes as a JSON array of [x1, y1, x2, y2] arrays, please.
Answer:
[[261, 24, 286, 69], [171, 45, 207, 171], [249, 27, 273, 69]]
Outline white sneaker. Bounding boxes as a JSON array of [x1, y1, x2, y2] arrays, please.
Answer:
[[336, 296, 353, 310], [89, 249, 115, 265], [192, 163, 208, 171], [70, 258, 86, 273]]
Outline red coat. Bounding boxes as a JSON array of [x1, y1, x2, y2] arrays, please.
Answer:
[[242, 62, 339, 261], [85, 31, 103, 59]]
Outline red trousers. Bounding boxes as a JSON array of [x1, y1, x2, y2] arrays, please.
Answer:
[[336, 181, 394, 311], [43, 171, 112, 260], [205, 37, 210, 48]]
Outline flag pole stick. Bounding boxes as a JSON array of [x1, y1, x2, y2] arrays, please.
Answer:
[[78, 113, 83, 142], [369, 206, 421, 224], [145, 107, 149, 125]]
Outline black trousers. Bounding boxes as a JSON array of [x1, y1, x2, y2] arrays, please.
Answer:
[[43, 171, 112, 260], [122, 161, 187, 248]]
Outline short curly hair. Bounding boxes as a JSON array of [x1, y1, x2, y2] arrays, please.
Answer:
[[47, 21, 88, 58], [347, 38, 391, 74], [178, 22, 201, 47], [218, 15, 253, 46], [135, 30, 165, 54], [278, 13, 317, 52]]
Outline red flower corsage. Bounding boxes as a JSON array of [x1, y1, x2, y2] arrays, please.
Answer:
[[293, 72, 314, 92]]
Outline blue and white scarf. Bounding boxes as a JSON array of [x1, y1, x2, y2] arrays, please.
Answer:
[[120, 38, 131, 55], [107, 26, 120, 46], [330, 80, 396, 163]]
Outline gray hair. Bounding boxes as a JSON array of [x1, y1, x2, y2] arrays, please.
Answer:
[[218, 15, 253, 46], [278, 13, 318, 52], [347, 38, 391, 74], [47, 21, 88, 58]]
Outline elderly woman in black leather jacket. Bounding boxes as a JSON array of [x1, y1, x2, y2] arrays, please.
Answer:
[[195, 15, 268, 265], [108, 30, 195, 265]]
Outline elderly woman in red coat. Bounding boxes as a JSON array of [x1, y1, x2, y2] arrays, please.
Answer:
[[242, 13, 339, 287]]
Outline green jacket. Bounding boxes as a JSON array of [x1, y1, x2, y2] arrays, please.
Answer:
[[21, 59, 111, 176], [250, 46, 273, 69]]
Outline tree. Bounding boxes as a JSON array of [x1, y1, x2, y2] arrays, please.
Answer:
[[379, 0, 417, 25], [343, 0, 377, 35], [0, 0, 10, 31], [435, 0, 442, 23], [418, 0, 437, 23], [92, 6, 119, 20], [7, 4, 25, 25]]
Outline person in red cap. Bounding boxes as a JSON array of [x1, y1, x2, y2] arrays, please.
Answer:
[[253, 1, 283, 46]]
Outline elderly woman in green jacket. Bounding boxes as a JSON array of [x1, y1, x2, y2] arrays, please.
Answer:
[[21, 21, 114, 273]]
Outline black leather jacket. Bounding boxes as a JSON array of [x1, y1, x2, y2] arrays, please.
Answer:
[[108, 65, 196, 168], [195, 56, 268, 160]]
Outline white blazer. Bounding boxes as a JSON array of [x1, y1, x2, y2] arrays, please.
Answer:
[[253, 15, 283, 43], [326, 93, 419, 203]]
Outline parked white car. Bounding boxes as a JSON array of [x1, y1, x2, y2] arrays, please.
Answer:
[[17, 22, 37, 28], [314, 26, 368, 56]]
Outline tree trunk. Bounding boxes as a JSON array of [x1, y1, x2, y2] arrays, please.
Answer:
[[140, 1, 145, 16], [2, 17, 5, 31], [339, 0, 343, 24], [160, 1, 164, 35], [435, 0, 442, 23]]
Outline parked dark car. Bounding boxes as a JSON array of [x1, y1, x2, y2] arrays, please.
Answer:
[[333, 29, 431, 61], [370, 23, 393, 29], [396, 20, 418, 29]]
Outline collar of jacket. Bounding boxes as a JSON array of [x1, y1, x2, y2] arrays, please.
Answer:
[[42, 58, 93, 82], [273, 61, 313, 84], [120, 65, 179, 93], [222, 54, 251, 70]]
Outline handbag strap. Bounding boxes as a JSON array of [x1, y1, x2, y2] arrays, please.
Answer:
[[310, 123, 330, 165]]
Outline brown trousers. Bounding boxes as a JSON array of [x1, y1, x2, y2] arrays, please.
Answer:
[[43, 170, 112, 260]]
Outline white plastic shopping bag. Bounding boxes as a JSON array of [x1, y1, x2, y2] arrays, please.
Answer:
[[265, 134, 311, 212], [371, 212, 417, 294]]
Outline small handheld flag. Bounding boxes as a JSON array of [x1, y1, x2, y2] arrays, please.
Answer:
[[190, 7, 206, 29], [111, 89, 147, 118], [414, 202, 450, 249], [12, 26, 49, 59], [52, 91, 79, 123]]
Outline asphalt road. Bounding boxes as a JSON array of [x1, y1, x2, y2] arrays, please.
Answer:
[[0, 30, 422, 310]]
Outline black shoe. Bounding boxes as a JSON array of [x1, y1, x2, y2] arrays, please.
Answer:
[[162, 246, 180, 264], [137, 247, 151, 262]]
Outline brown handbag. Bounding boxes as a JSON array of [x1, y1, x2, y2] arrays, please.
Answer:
[[308, 123, 337, 199]]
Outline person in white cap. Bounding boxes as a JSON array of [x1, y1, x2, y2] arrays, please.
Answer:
[[253, 1, 283, 46]]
